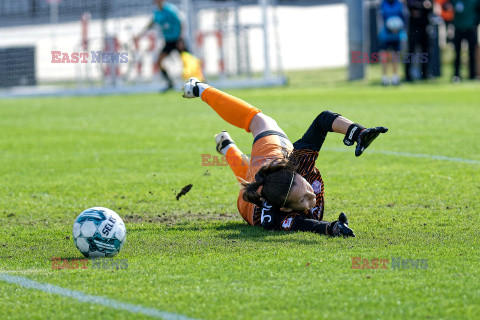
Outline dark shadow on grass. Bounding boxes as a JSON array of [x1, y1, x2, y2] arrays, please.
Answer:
[[172, 221, 335, 245]]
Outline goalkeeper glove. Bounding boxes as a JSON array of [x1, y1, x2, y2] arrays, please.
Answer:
[[343, 124, 388, 157]]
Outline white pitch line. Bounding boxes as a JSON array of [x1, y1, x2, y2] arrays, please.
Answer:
[[0, 273, 200, 320], [4, 147, 478, 165], [324, 148, 480, 165]]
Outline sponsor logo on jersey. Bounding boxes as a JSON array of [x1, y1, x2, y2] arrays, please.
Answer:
[[281, 217, 293, 229], [260, 203, 273, 224], [311, 180, 322, 193]]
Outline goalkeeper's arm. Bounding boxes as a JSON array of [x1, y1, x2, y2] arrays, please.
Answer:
[[292, 110, 388, 157]]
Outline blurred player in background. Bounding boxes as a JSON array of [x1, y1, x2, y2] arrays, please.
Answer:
[[405, 0, 433, 81], [181, 77, 388, 237], [379, 0, 407, 86], [450, 0, 479, 82], [136, 0, 203, 91]]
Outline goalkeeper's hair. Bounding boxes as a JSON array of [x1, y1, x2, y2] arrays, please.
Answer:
[[241, 158, 298, 208]]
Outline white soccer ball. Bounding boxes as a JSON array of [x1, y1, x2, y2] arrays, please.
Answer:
[[386, 16, 404, 32], [72, 207, 126, 258]]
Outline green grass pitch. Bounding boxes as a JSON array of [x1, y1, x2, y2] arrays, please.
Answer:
[[1, 70, 479, 319]]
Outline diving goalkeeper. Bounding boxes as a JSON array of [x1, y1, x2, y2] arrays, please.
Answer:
[[182, 78, 388, 237]]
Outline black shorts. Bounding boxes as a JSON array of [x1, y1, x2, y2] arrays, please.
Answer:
[[252, 130, 290, 145], [161, 38, 188, 55], [161, 40, 180, 55], [379, 40, 401, 52]]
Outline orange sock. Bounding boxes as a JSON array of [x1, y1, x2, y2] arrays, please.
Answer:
[[201, 87, 261, 132], [225, 146, 249, 181]]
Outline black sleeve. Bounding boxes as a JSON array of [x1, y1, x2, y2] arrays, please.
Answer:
[[259, 201, 288, 230], [293, 110, 340, 152], [290, 216, 333, 235]]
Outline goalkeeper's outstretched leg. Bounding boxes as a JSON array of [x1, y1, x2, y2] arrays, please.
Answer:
[[182, 77, 287, 138], [214, 130, 250, 182]]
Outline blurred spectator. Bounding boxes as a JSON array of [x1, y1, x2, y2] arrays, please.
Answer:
[[405, 0, 434, 81], [435, 0, 455, 21], [477, 0, 480, 77], [378, 0, 407, 85], [434, 0, 455, 42], [451, 0, 479, 81]]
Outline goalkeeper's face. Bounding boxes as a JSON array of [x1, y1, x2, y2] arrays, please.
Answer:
[[283, 174, 316, 212]]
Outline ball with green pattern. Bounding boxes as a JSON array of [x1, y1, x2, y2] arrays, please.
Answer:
[[72, 207, 126, 258]]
